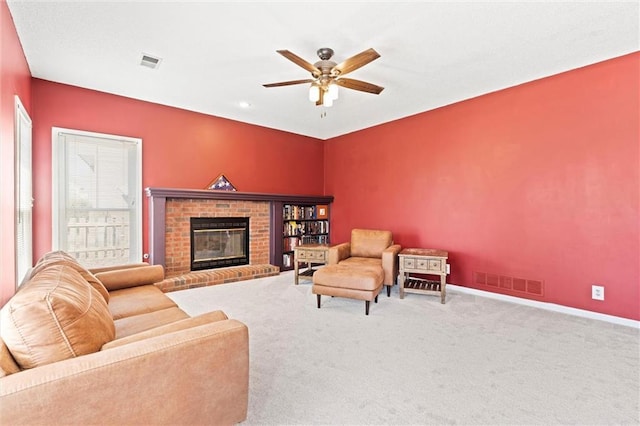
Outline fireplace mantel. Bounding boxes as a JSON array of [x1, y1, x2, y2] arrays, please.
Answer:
[[145, 187, 333, 268], [146, 187, 333, 203]]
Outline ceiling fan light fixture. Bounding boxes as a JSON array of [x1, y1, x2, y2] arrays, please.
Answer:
[[264, 47, 383, 106], [308, 84, 320, 102], [327, 83, 339, 101]]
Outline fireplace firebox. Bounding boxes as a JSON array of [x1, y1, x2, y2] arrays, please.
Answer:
[[190, 217, 249, 271]]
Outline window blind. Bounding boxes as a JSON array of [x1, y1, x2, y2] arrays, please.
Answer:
[[53, 129, 142, 268]]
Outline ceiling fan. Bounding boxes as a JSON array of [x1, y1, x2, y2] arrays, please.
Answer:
[[263, 47, 384, 107]]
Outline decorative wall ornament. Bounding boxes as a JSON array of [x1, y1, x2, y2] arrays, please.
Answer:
[[205, 174, 237, 191]]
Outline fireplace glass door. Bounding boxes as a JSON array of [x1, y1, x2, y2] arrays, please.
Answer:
[[190, 217, 249, 270]]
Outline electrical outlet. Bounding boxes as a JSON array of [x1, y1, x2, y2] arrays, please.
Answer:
[[592, 285, 604, 301], [446, 263, 450, 274]]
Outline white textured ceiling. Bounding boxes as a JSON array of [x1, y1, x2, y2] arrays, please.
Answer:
[[7, 1, 639, 140]]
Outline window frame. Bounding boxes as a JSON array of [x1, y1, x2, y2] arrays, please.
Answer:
[[51, 127, 143, 266], [15, 95, 33, 286]]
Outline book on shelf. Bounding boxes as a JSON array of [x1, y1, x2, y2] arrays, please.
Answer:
[[284, 221, 304, 236], [283, 236, 301, 252], [304, 206, 316, 220], [301, 235, 329, 245], [284, 204, 324, 221]]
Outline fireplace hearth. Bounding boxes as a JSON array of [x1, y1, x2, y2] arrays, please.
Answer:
[[190, 217, 249, 271]]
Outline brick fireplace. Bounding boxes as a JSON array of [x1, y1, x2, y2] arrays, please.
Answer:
[[165, 199, 270, 275], [146, 188, 277, 292], [145, 187, 332, 292]]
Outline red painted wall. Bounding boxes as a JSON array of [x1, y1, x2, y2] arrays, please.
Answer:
[[0, 0, 32, 306], [4, 4, 639, 321], [325, 53, 639, 321], [30, 79, 324, 271]]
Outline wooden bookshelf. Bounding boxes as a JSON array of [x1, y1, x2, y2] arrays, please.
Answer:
[[271, 199, 332, 271]]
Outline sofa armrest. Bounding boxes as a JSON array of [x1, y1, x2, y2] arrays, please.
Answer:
[[94, 264, 164, 291], [328, 242, 351, 265], [89, 263, 150, 274], [0, 319, 249, 425], [381, 244, 402, 285]]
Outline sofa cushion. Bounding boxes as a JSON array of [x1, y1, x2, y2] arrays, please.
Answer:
[[338, 257, 383, 270], [313, 264, 384, 292], [108, 285, 178, 320], [114, 307, 190, 339], [103, 310, 228, 350], [0, 338, 21, 377], [350, 229, 393, 258], [29, 250, 110, 303], [0, 265, 115, 369]]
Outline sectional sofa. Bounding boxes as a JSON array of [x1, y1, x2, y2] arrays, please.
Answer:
[[0, 251, 248, 425]]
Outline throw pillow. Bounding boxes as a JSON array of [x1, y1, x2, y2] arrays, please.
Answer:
[[30, 250, 110, 303], [1, 264, 116, 369]]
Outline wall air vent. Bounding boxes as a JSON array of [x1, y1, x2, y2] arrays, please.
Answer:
[[526, 280, 544, 296], [499, 275, 512, 289], [474, 271, 545, 298], [474, 272, 487, 285], [140, 53, 161, 69], [512, 278, 527, 292], [486, 274, 500, 287]]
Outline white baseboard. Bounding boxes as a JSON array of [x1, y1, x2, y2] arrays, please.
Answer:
[[447, 283, 640, 329]]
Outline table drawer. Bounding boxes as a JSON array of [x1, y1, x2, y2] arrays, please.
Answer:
[[416, 258, 429, 270], [296, 249, 326, 262], [402, 256, 444, 272], [403, 257, 416, 269], [428, 259, 442, 271]]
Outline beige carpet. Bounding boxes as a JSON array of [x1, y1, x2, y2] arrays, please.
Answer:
[[167, 271, 640, 425]]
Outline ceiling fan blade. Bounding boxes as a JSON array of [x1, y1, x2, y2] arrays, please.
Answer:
[[332, 48, 380, 76], [335, 78, 384, 95], [263, 79, 314, 88], [277, 50, 320, 75]]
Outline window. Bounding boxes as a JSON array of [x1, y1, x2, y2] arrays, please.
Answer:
[[15, 96, 32, 285], [52, 128, 142, 268]]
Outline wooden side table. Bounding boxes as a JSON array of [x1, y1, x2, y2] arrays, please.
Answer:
[[293, 244, 329, 285], [398, 248, 449, 303]]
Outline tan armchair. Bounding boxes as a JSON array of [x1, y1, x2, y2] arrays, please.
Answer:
[[328, 229, 401, 297]]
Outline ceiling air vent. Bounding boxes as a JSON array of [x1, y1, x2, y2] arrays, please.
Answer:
[[140, 53, 161, 69]]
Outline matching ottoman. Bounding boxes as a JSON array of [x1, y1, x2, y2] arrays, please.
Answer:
[[312, 265, 384, 315]]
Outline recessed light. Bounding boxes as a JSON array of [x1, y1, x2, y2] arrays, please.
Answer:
[[238, 101, 252, 108]]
